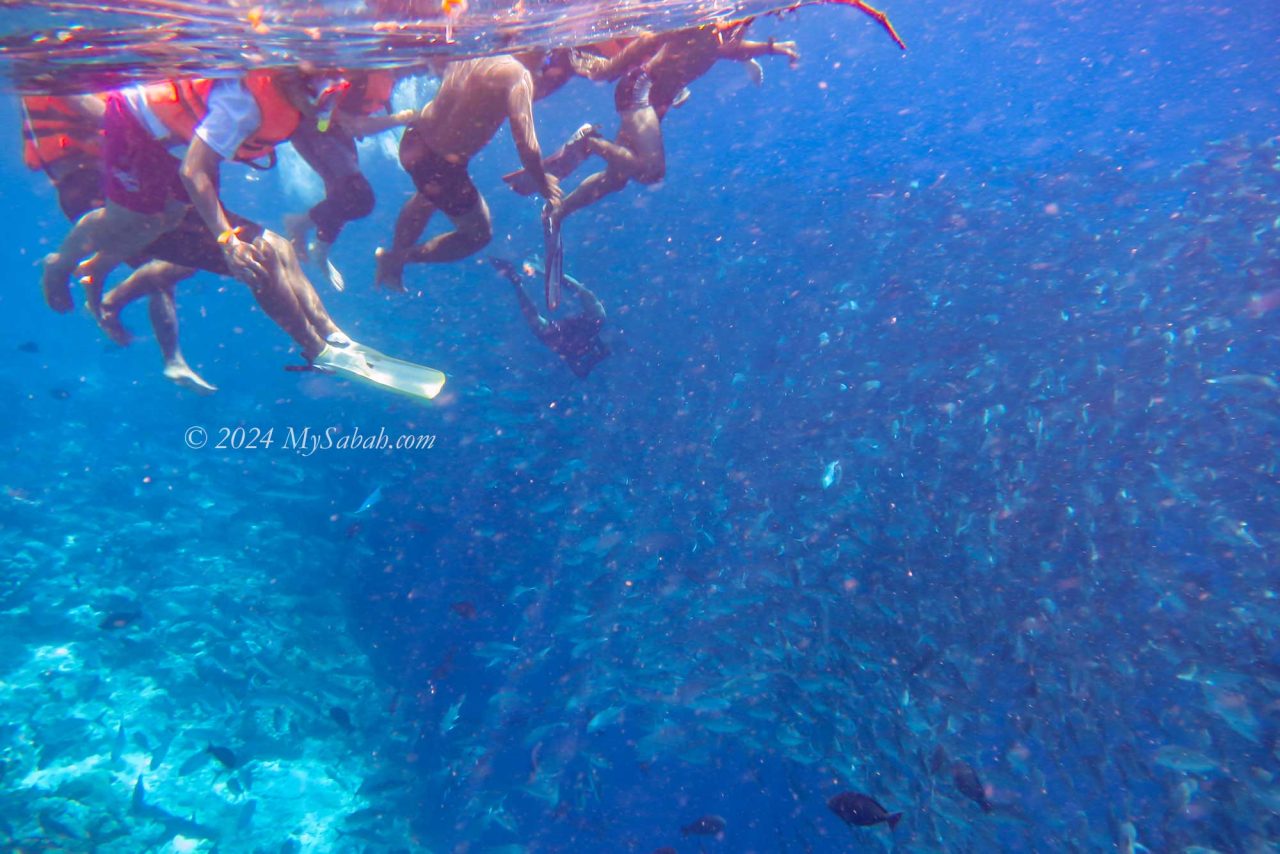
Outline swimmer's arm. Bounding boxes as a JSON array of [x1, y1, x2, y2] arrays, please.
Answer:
[[573, 34, 665, 81], [721, 38, 799, 63], [334, 109, 416, 138], [510, 276, 549, 334], [180, 138, 234, 241], [506, 74, 556, 202], [570, 279, 606, 321], [180, 138, 267, 286]]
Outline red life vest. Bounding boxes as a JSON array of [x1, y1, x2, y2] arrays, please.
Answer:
[[143, 71, 302, 164], [20, 94, 105, 170]]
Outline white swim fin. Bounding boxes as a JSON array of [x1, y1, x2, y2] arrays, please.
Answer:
[[313, 335, 446, 401]]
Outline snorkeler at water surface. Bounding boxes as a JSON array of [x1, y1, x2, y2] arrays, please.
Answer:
[[373, 50, 574, 291], [505, 21, 799, 309], [285, 70, 417, 292], [27, 80, 445, 400], [22, 93, 215, 392], [39, 72, 318, 309], [13, 0, 902, 404]]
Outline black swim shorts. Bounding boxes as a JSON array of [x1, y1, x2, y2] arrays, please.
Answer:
[[614, 68, 653, 113], [402, 128, 480, 217]]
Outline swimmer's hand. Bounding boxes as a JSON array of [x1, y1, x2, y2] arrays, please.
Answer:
[[568, 49, 611, 81], [489, 257, 523, 285], [222, 236, 269, 288]]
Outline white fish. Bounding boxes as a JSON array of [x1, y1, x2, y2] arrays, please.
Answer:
[[1205, 687, 1260, 743], [440, 696, 465, 736], [587, 706, 623, 733], [352, 486, 382, 515], [1205, 374, 1278, 391], [822, 461, 842, 490], [1153, 745, 1218, 773]]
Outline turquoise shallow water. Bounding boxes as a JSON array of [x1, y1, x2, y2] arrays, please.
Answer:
[[0, 1, 1278, 851]]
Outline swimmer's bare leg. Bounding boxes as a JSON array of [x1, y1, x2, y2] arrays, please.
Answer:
[[258, 231, 341, 341], [97, 259, 192, 346], [283, 212, 313, 261], [42, 201, 183, 314], [583, 138, 650, 176], [406, 196, 493, 264], [594, 106, 664, 179], [149, 284, 217, 394], [555, 168, 631, 225], [249, 231, 331, 358], [376, 191, 435, 292], [551, 108, 664, 228]]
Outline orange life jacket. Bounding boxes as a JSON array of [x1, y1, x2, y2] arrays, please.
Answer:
[[143, 71, 301, 164], [20, 94, 105, 170]]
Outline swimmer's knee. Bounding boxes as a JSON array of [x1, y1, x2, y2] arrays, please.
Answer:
[[635, 163, 665, 185], [341, 175, 375, 220], [465, 206, 493, 247], [601, 171, 631, 192]]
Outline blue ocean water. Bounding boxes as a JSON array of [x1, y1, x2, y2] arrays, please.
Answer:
[[0, 1, 1278, 852]]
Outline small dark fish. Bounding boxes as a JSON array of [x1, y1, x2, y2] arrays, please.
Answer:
[[49, 388, 72, 400], [17, 341, 39, 353], [680, 814, 726, 837], [131, 775, 147, 814], [330, 706, 353, 731], [653, 848, 678, 854], [952, 761, 993, 812], [206, 744, 238, 769], [99, 611, 142, 631], [357, 776, 410, 796], [828, 791, 902, 830], [450, 601, 478, 619]]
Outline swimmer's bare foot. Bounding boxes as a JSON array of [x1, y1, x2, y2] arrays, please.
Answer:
[[374, 247, 407, 292], [164, 358, 217, 395], [95, 299, 133, 347], [79, 274, 104, 319], [40, 253, 74, 314], [313, 240, 345, 292], [284, 213, 312, 261]]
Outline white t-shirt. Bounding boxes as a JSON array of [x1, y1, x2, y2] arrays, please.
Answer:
[[122, 79, 262, 160]]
